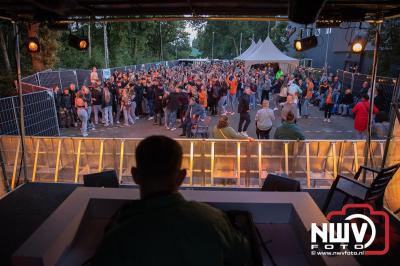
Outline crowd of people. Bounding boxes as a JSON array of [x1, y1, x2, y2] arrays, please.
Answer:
[[52, 63, 391, 140]]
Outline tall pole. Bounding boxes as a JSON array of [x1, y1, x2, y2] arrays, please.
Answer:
[[239, 32, 242, 55], [324, 28, 331, 75], [363, 23, 381, 182], [103, 22, 109, 68], [175, 41, 178, 60], [160, 22, 163, 61], [88, 23, 92, 59], [13, 22, 28, 184], [212, 31, 215, 60], [381, 73, 400, 168]]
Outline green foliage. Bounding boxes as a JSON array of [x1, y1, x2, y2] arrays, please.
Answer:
[[367, 19, 400, 77], [269, 22, 289, 52], [38, 25, 61, 69], [0, 74, 17, 97], [0, 20, 191, 96], [57, 21, 191, 69], [192, 21, 289, 59]]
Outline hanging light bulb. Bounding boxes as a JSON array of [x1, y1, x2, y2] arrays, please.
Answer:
[[27, 37, 40, 53], [351, 36, 366, 53], [69, 34, 89, 50]]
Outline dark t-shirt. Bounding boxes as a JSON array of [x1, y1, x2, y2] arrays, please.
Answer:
[[92, 193, 252, 266], [238, 94, 250, 114]]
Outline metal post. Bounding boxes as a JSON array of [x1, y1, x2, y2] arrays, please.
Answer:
[[239, 32, 242, 55], [88, 23, 92, 59], [210, 142, 215, 186], [363, 23, 381, 182], [103, 22, 109, 68], [0, 144, 10, 192], [189, 141, 194, 185], [212, 32, 215, 60], [119, 140, 125, 183], [13, 22, 28, 183], [74, 139, 82, 183], [74, 70, 79, 88], [159, 22, 163, 61], [175, 40, 178, 60], [36, 73, 41, 86], [58, 71, 62, 92], [381, 73, 400, 168], [50, 88, 61, 136], [324, 28, 331, 75], [31, 140, 40, 182], [237, 142, 241, 186], [305, 142, 311, 188], [258, 142, 262, 186], [54, 139, 62, 182], [284, 142, 289, 176], [351, 72, 355, 91]]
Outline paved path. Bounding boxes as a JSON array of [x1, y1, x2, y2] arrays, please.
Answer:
[[60, 104, 358, 139]]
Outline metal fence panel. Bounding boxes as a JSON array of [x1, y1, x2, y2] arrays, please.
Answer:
[[76, 69, 90, 87], [0, 97, 19, 135], [353, 73, 370, 96], [37, 72, 61, 89], [59, 70, 78, 89], [1, 137, 393, 191], [0, 91, 59, 137], [342, 71, 353, 91], [21, 74, 39, 86]]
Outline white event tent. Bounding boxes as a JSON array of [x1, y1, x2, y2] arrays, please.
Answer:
[[234, 39, 262, 60], [239, 36, 299, 73]]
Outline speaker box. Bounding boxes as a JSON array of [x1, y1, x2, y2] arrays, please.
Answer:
[[261, 174, 300, 192], [83, 170, 119, 188]]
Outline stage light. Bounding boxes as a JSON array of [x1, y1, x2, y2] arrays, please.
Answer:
[[69, 34, 89, 50], [351, 36, 366, 53], [79, 39, 88, 49], [294, 40, 302, 51], [293, 36, 318, 52], [27, 37, 40, 53]]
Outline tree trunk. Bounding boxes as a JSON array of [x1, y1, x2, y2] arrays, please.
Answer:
[[27, 23, 44, 72], [0, 28, 11, 73]]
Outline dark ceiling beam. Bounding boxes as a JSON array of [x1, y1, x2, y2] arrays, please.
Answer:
[[384, 7, 400, 19], [0, 0, 398, 22], [54, 16, 288, 24], [30, 0, 79, 16]]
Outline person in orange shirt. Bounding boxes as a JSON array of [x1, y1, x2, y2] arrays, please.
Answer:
[[323, 86, 334, 123], [198, 86, 208, 109], [302, 78, 314, 118], [225, 74, 238, 115]]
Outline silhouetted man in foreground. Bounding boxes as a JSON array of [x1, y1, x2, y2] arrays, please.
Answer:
[[92, 135, 252, 266]]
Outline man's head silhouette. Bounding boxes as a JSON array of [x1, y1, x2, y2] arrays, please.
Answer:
[[132, 136, 186, 199]]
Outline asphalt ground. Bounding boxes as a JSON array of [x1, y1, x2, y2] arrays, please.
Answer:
[[60, 102, 358, 140]]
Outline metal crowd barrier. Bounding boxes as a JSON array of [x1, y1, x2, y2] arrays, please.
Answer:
[[21, 60, 180, 90], [1, 136, 393, 190], [0, 91, 59, 137], [337, 70, 397, 96]]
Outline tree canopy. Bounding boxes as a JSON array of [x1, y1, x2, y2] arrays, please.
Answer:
[[192, 21, 289, 59]]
